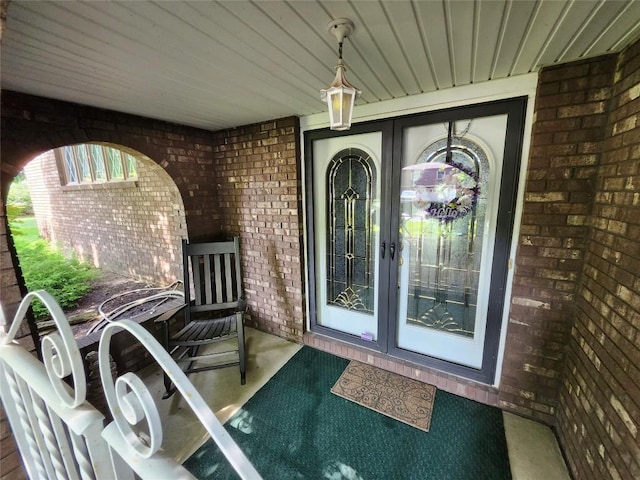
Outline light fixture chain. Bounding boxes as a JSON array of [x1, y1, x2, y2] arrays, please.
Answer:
[[443, 120, 472, 138]]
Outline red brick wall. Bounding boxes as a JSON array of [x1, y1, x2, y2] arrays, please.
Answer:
[[0, 93, 220, 480], [499, 55, 617, 425], [23, 149, 187, 285], [0, 95, 304, 478], [1, 92, 306, 340], [0, 91, 222, 316], [555, 40, 640, 480], [212, 118, 305, 341]]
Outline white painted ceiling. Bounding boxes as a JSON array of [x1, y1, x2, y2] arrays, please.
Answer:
[[2, 0, 639, 131]]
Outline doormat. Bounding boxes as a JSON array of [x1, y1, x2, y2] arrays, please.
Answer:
[[331, 360, 436, 432]]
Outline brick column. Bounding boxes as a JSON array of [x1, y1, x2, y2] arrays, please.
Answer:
[[555, 40, 640, 480], [213, 117, 305, 341], [499, 55, 617, 424]]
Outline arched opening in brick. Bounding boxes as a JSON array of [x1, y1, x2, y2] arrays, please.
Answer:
[[9, 142, 187, 311]]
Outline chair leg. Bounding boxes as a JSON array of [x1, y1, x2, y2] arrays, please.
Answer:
[[185, 345, 200, 374], [162, 382, 176, 400], [160, 321, 175, 399], [236, 312, 246, 385], [163, 345, 198, 399]]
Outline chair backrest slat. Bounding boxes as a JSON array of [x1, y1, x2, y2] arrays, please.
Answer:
[[183, 238, 243, 313], [224, 253, 233, 303], [213, 254, 223, 303], [191, 255, 202, 306], [204, 254, 213, 305]]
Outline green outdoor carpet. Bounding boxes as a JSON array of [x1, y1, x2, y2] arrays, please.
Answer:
[[184, 347, 511, 480]]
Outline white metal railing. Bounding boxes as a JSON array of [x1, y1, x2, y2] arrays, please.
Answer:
[[0, 290, 262, 480]]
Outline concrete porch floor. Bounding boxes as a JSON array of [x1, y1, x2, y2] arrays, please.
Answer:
[[141, 327, 570, 479]]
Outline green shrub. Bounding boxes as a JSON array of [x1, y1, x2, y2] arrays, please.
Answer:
[[7, 173, 33, 215], [11, 216, 41, 243], [11, 218, 98, 319], [6, 204, 26, 235]]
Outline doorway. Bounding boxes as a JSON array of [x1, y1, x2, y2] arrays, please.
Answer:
[[305, 98, 527, 383]]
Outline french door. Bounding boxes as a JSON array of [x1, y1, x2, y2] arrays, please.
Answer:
[[305, 98, 526, 383], [309, 127, 389, 351]]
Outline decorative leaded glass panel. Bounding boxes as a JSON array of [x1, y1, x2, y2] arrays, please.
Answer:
[[401, 135, 489, 338], [89, 144, 107, 181], [63, 147, 78, 184], [326, 148, 376, 313], [76, 144, 92, 182], [106, 148, 124, 179]]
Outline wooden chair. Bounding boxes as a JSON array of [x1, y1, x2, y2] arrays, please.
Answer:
[[157, 237, 246, 398]]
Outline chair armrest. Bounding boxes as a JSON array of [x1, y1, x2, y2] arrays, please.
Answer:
[[154, 304, 187, 323], [237, 297, 248, 313]]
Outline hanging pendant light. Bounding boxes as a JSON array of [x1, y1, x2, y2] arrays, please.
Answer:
[[321, 18, 361, 131]]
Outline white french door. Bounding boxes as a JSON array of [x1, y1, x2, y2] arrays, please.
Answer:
[[306, 98, 526, 383], [394, 115, 508, 369], [311, 132, 383, 342]]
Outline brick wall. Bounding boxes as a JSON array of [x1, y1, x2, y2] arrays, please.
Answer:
[[499, 55, 617, 424], [212, 118, 305, 342], [23, 149, 187, 285], [0, 92, 221, 480], [0, 91, 306, 342], [0, 95, 305, 478], [0, 90, 222, 317], [0, 101, 305, 478], [555, 40, 640, 480]]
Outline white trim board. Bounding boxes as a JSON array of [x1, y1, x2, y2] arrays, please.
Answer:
[[301, 73, 538, 131]]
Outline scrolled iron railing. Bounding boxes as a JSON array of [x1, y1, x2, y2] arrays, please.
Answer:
[[0, 290, 261, 480]]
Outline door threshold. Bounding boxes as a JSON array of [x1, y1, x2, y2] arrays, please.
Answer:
[[303, 331, 500, 407]]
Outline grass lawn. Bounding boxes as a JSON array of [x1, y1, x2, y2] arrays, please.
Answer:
[[8, 215, 40, 242]]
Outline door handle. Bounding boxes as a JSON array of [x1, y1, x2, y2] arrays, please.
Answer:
[[390, 242, 396, 260], [380, 241, 386, 259]]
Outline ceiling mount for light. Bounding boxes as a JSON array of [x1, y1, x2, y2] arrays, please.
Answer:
[[320, 18, 361, 131], [327, 18, 354, 44]]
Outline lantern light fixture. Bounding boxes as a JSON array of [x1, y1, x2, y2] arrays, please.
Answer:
[[320, 18, 361, 131]]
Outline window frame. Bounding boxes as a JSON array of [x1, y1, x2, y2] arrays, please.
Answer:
[[56, 144, 138, 186]]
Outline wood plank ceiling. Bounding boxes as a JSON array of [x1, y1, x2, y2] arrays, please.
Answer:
[[2, 0, 639, 131]]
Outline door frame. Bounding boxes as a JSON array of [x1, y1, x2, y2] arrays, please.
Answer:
[[304, 97, 528, 384], [387, 98, 527, 384]]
